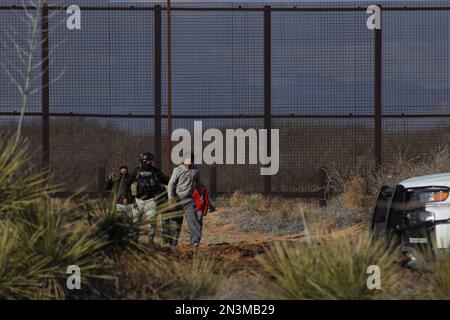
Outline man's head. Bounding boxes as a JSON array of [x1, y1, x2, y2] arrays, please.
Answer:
[[119, 165, 128, 175], [182, 152, 194, 166], [140, 152, 155, 166]]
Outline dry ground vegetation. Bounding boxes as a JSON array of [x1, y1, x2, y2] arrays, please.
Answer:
[[1, 138, 450, 300]]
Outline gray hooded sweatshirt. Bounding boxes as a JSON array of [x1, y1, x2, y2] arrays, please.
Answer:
[[167, 164, 203, 200]]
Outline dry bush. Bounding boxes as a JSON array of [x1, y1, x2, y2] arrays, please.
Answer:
[[322, 146, 450, 232], [328, 146, 450, 198], [341, 176, 369, 211], [229, 191, 244, 208], [227, 189, 369, 237], [227, 190, 367, 236], [255, 234, 400, 300], [224, 193, 312, 235], [321, 145, 450, 233], [369, 146, 450, 194]]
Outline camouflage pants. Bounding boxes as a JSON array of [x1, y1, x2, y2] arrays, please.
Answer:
[[132, 198, 158, 243]]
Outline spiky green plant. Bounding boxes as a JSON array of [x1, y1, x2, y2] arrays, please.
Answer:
[[15, 205, 112, 299], [0, 138, 58, 217], [0, 137, 114, 299], [255, 234, 399, 300], [0, 222, 53, 299]]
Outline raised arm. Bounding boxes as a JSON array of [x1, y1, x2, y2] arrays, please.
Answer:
[[157, 168, 170, 186]]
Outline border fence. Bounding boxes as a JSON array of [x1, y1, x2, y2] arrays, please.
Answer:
[[1, 1, 450, 197]]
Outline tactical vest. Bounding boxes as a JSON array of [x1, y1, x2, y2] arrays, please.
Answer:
[[135, 166, 161, 198]]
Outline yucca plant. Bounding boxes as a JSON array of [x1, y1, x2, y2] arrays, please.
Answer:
[[0, 222, 52, 299], [0, 137, 58, 218], [89, 200, 133, 256], [255, 234, 399, 300], [91, 190, 186, 254], [14, 200, 112, 299], [0, 137, 114, 299]]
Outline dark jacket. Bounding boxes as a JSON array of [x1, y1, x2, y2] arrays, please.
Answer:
[[105, 173, 132, 205], [130, 164, 170, 200]]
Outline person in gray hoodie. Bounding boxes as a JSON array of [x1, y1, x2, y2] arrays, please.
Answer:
[[167, 153, 204, 246]]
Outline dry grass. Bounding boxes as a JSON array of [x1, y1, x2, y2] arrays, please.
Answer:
[[115, 250, 230, 300], [340, 177, 369, 210], [224, 192, 313, 235], [226, 191, 368, 237], [426, 251, 450, 299], [254, 234, 400, 300]]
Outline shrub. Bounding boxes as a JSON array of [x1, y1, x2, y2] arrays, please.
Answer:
[[0, 223, 52, 299], [0, 138, 57, 217], [255, 234, 399, 300], [341, 177, 369, 211], [15, 205, 111, 299], [224, 194, 311, 235], [0, 138, 112, 299]]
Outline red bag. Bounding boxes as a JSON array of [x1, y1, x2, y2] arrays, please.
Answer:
[[193, 185, 210, 214]]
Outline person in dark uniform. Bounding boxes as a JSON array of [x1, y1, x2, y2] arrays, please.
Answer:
[[130, 152, 170, 245]]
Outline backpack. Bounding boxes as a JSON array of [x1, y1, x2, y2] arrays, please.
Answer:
[[193, 185, 212, 215], [135, 166, 160, 197]]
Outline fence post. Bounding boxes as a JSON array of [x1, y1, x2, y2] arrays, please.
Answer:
[[374, 8, 382, 167], [41, 4, 50, 170], [263, 5, 272, 194], [154, 5, 162, 168]]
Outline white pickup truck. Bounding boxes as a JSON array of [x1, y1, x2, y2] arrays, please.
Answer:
[[372, 173, 450, 250]]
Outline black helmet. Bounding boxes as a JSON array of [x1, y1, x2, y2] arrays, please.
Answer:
[[140, 152, 154, 163]]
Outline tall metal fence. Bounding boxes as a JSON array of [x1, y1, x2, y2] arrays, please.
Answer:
[[1, 1, 450, 197]]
